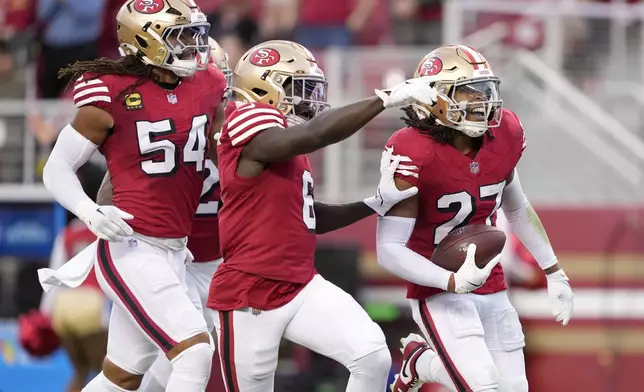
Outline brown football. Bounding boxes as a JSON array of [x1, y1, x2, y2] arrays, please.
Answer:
[[432, 225, 506, 272]]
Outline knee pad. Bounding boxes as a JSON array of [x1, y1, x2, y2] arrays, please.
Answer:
[[82, 371, 133, 392], [470, 363, 500, 392], [139, 352, 172, 392], [498, 376, 528, 392], [170, 342, 214, 383], [347, 347, 392, 378]]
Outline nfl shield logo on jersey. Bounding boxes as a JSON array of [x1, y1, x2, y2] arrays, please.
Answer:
[[167, 93, 178, 104], [470, 161, 480, 174]]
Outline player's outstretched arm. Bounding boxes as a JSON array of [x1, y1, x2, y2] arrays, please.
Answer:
[[243, 78, 438, 163], [501, 169, 574, 325], [243, 96, 385, 163], [313, 201, 374, 234], [96, 172, 113, 206]]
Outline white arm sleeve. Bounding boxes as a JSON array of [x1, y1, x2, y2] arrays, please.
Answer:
[[377, 216, 452, 290], [501, 169, 558, 270], [43, 124, 100, 219]]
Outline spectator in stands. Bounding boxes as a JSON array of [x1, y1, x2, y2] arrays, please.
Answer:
[[296, 0, 376, 48], [1, 0, 34, 35], [260, 0, 298, 41], [390, 0, 442, 46], [99, 0, 122, 59], [208, 0, 259, 49], [0, 36, 29, 103], [205, 0, 258, 68], [36, 0, 107, 99]]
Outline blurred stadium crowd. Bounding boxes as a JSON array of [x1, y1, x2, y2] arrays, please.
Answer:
[[1, 1, 644, 391], [0, 0, 633, 184], [0, 0, 443, 97]]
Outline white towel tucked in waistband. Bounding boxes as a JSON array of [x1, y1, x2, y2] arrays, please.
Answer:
[[38, 240, 97, 293]]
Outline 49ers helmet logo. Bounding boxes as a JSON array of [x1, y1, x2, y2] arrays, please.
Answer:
[[133, 0, 163, 14], [249, 48, 281, 67], [418, 57, 443, 76]]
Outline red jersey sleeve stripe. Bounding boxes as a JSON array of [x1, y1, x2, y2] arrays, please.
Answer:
[[228, 114, 284, 137], [73, 86, 109, 101], [73, 77, 111, 108], [231, 121, 285, 146], [227, 107, 283, 129], [75, 95, 112, 108], [74, 78, 105, 91]]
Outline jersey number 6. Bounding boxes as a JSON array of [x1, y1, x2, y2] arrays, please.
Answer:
[[301, 170, 316, 231]]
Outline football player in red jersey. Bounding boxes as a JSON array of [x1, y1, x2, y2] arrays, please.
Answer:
[[92, 37, 233, 392], [376, 46, 575, 392], [42, 1, 227, 391], [209, 40, 439, 392]]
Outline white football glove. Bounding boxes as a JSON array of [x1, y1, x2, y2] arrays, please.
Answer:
[[375, 76, 438, 109], [452, 244, 502, 294], [365, 147, 418, 216], [546, 269, 574, 326], [77, 200, 134, 242]]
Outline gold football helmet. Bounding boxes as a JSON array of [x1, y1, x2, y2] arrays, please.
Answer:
[[233, 40, 329, 125], [117, 0, 210, 77], [208, 37, 232, 87], [413, 45, 502, 138]]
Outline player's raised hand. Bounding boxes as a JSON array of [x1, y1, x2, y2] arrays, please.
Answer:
[[364, 147, 418, 216], [78, 201, 134, 242], [546, 269, 574, 326], [452, 244, 502, 294], [375, 76, 439, 109]]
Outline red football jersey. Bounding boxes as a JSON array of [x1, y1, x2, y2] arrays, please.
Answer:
[[386, 109, 526, 299], [208, 102, 317, 311], [188, 158, 222, 262], [187, 101, 239, 263], [72, 69, 227, 238]]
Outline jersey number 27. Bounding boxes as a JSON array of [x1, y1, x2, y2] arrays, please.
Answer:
[[196, 159, 220, 216], [434, 180, 506, 245]]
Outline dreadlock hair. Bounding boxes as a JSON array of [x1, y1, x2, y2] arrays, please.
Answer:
[[58, 55, 156, 100], [400, 106, 495, 144]]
